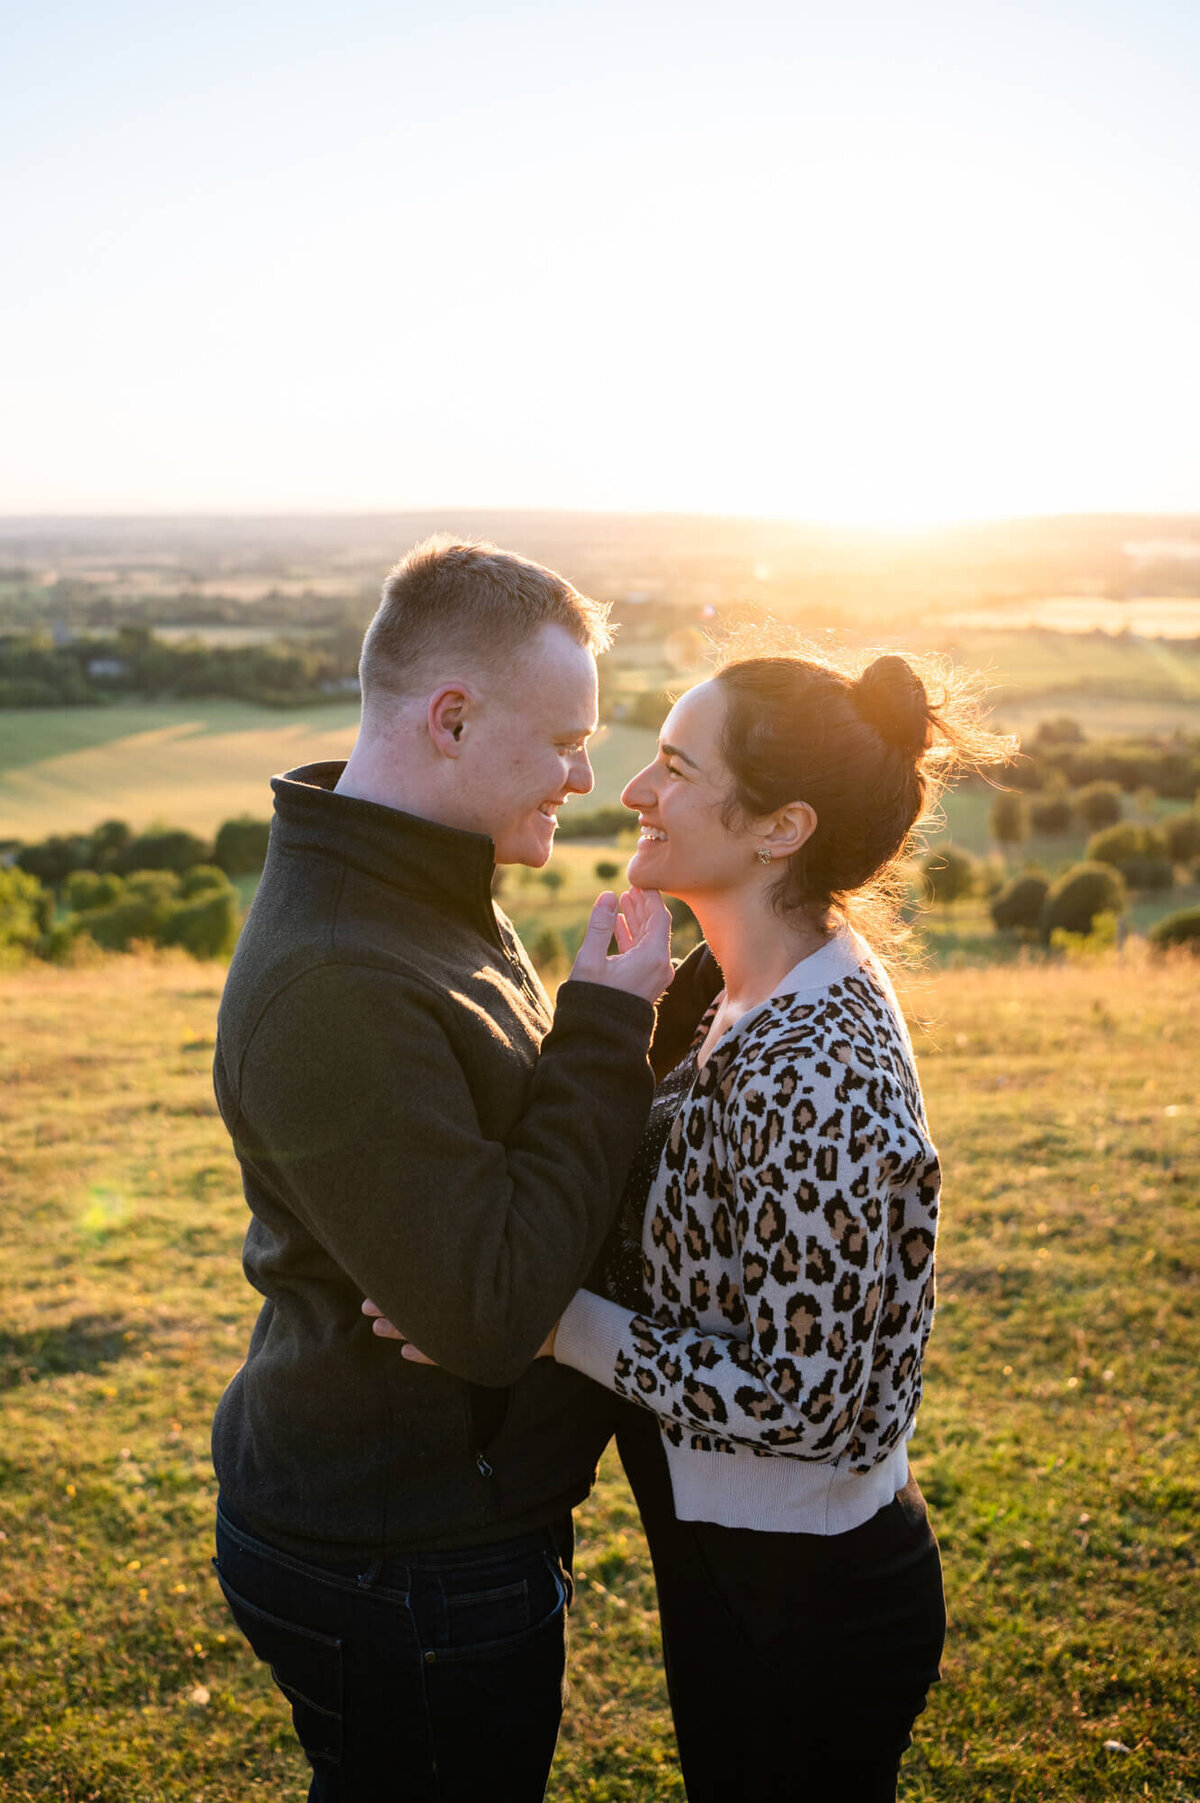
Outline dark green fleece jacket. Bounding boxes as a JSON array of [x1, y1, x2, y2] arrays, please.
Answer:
[[211, 761, 660, 1559]]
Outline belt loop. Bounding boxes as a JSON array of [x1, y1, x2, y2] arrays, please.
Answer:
[[356, 1556, 384, 1590]]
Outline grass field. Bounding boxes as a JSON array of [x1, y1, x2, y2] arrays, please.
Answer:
[[0, 705, 659, 842], [0, 951, 1196, 1801]]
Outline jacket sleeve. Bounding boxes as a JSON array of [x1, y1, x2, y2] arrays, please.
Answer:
[[226, 963, 655, 1386], [555, 1043, 933, 1459]]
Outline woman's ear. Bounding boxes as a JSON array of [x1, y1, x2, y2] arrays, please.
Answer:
[[427, 684, 471, 757], [762, 800, 818, 858]]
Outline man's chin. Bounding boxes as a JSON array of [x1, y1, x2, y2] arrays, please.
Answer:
[[497, 826, 554, 868]]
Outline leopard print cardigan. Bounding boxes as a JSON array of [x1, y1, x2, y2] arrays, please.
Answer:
[[557, 931, 941, 1475]]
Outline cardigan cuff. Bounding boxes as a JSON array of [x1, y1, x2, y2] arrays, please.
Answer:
[[554, 1289, 635, 1391]]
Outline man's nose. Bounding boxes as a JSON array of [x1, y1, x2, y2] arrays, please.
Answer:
[[568, 747, 595, 796]]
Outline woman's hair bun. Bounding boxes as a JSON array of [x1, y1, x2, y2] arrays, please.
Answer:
[[852, 654, 933, 758]]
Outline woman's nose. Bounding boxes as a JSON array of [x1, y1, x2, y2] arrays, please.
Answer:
[[621, 764, 655, 810]]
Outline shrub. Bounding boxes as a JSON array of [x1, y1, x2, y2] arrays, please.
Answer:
[[1149, 904, 1200, 952], [1072, 782, 1123, 831], [1085, 822, 1165, 868], [1050, 911, 1119, 960], [594, 860, 621, 882], [555, 806, 634, 840], [74, 897, 163, 952], [920, 845, 978, 904], [990, 873, 1049, 933], [123, 870, 182, 908], [117, 829, 212, 875], [0, 867, 51, 955], [990, 792, 1029, 847], [1040, 862, 1126, 941], [539, 869, 566, 894], [79, 871, 181, 950], [161, 887, 241, 959], [64, 870, 124, 913], [1029, 795, 1074, 836], [16, 834, 93, 886], [1035, 716, 1085, 746], [88, 819, 133, 871], [214, 815, 272, 876], [529, 927, 568, 974], [179, 864, 231, 899], [1116, 856, 1174, 892], [1164, 810, 1200, 862]]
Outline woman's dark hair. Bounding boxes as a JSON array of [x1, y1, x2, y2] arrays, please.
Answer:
[[713, 639, 1009, 957]]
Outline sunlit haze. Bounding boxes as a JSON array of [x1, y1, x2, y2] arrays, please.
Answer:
[[3, 0, 1198, 525]]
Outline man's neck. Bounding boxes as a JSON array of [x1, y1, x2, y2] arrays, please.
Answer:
[[335, 738, 435, 821]]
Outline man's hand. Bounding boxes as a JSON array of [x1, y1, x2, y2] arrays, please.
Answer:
[[570, 887, 672, 1004], [361, 1299, 559, 1363]]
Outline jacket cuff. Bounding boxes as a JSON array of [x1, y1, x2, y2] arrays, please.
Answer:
[[553, 979, 655, 1041], [554, 1289, 636, 1391]]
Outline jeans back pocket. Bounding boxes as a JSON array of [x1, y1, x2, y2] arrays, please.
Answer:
[[213, 1562, 344, 1763]]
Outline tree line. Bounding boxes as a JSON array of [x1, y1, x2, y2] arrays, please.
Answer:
[[0, 625, 364, 708], [0, 815, 271, 963]]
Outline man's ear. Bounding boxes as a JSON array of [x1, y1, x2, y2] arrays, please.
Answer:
[[761, 800, 818, 859], [427, 684, 472, 758]]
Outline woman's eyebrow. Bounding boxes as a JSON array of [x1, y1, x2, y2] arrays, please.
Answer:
[[660, 739, 700, 771]]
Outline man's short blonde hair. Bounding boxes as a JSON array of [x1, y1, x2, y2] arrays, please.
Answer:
[[359, 537, 612, 710]]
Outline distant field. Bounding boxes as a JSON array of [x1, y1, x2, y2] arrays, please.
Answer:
[[0, 705, 658, 842], [989, 693, 1200, 739], [0, 952, 1196, 1800], [943, 628, 1200, 702], [0, 703, 361, 840]]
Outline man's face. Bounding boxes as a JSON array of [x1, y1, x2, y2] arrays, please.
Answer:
[[456, 624, 599, 865]]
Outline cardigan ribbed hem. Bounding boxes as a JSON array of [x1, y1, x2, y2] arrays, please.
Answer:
[[555, 1289, 911, 1536], [664, 1434, 909, 1536]]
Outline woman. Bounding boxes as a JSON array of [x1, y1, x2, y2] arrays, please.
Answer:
[[378, 643, 1001, 1802]]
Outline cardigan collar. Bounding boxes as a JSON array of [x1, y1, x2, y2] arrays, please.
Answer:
[[695, 926, 871, 1067], [270, 760, 499, 929], [767, 925, 866, 1001]]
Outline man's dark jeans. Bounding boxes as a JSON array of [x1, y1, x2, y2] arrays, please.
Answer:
[[214, 1500, 575, 1802]]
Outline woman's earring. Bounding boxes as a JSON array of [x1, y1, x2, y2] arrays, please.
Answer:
[[756, 848, 772, 865]]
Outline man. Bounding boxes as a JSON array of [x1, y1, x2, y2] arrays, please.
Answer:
[[211, 538, 673, 1800]]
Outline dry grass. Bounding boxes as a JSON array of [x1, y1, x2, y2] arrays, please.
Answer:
[[0, 950, 1196, 1800]]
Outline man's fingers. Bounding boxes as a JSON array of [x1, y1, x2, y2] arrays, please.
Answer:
[[583, 891, 619, 938], [570, 884, 673, 1000], [400, 1343, 438, 1365], [361, 1298, 384, 1318], [571, 891, 622, 982]]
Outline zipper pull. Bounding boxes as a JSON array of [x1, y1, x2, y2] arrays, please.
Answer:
[[476, 1452, 494, 1478]]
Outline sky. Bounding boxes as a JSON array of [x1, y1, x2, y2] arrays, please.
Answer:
[[3, 0, 1199, 525]]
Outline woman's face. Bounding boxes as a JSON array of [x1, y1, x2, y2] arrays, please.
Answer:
[[622, 679, 758, 903]]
